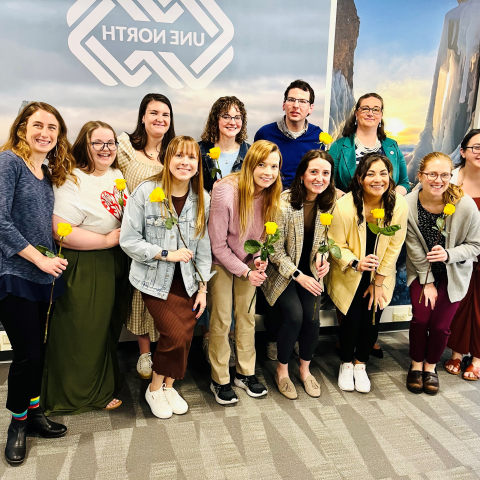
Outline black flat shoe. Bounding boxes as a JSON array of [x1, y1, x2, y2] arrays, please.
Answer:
[[406, 365, 423, 394], [5, 418, 27, 465], [27, 406, 67, 438], [423, 368, 439, 396], [371, 346, 384, 359]]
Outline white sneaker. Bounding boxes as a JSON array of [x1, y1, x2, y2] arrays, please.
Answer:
[[145, 384, 172, 419], [293, 341, 300, 357], [164, 387, 188, 415], [137, 352, 153, 380], [202, 336, 211, 365], [228, 335, 236, 367], [267, 342, 278, 361], [353, 363, 371, 393], [338, 363, 355, 391]]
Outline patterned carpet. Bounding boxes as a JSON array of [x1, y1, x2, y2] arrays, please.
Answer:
[[0, 332, 479, 480]]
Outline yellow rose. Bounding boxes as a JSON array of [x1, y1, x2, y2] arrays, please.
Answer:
[[149, 187, 166, 203], [371, 208, 385, 219], [265, 222, 278, 235], [319, 213, 333, 226], [319, 132, 333, 145], [115, 179, 126, 191], [444, 203, 455, 215], [209, 147, 221, 160], [57, 223, 72, 238]]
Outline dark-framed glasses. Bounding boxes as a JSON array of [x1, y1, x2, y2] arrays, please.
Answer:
[[91, 141, 118, 151], [220, 114, 243, 122], [464, 144, 480, 154], [285, 97, 310, 105], [358, 106, 382, 115], [420, 172, 452, 181]]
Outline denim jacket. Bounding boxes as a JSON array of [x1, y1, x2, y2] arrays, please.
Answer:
[[120, 180, 215, 300], [199, 140, 250, 192]]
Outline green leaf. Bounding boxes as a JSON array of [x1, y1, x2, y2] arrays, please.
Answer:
[[211, 168, 222, 179], [432, 226, 438, 231], [317, 245, 329, 254], [244, 239, 262, 254], [328, 238, 335, 245], [260, 249, 268, 261], [441, 230, 448, 238], [57, 253, 64, 259], [267, 245, 275, 255], [45, 251, 56, 258], [118, 197, 124, 207], [165, 217, 175, 229], [269, 230, 281, 244], [367, 223, 380, 235], [36, 245, 53, 256], [329, 245, 342, 259], [436, 217, 445, 230]]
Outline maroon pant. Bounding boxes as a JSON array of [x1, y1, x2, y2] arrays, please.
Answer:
[[409, 273, 460, 364]]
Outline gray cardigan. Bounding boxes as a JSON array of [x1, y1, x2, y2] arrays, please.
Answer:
[[405, 189, 480, 302]]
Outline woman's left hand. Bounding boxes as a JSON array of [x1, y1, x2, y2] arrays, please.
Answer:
[[315, 258, 330, 279], [364, 284, 387, 312], [254, 257, 268, 272], [426, 245, 448, 263], [193, 292, 207, 319]]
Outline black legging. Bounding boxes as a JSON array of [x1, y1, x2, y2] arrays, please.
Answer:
[[0, 294, 48, 414], [275, 280, 318, 364]]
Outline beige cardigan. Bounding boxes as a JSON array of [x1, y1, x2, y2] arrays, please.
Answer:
[[325, 192, 408, 315]]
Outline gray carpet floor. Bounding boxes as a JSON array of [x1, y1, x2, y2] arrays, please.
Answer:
[[0, 332, 479, 480]]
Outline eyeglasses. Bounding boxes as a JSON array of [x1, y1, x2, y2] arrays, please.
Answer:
[[219, 114, 243, 122], [91, 141, 118, 151], [358, 106, 382, 115], [420, 172, 452, 181], [464, 145, 480, 154], [285, 97, 310, 105]]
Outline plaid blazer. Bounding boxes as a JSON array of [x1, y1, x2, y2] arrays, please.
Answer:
[[261, 191, 334, 306]]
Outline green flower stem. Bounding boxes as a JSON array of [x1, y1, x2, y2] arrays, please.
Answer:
[[372, 219, 381, 325], [248, 288, 257, 313]]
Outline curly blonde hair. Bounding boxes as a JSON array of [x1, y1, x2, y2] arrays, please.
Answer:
[[0, 102, 76, 187]]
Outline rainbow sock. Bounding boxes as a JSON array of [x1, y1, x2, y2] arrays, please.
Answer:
[[29, 396, 40, 409], [12, 410, 28, 421]]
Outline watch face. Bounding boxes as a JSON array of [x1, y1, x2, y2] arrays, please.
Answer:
[[293, 270, 300, 278], [162, 250, 168, 258]]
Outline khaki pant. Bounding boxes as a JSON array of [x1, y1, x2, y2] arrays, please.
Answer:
[[208, 264, 257, 385]]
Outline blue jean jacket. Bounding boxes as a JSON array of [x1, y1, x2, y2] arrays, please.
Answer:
[[120, 180, 215, 300]]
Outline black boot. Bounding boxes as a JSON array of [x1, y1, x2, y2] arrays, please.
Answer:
[[5, 418, 27, 465], [27, 406, 67, 438]]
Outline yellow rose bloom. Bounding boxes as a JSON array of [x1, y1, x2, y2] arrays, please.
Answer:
[[57, 223, 72, 238], [319, 213, 333, 226], [444, 203, 455, 215], [371, 208, 385, 220], [319, 132, 333, 145], [209, 147, 221, 160], [149, 187, 166, 203], [115, 179, 126, 191], [265, 222, 278, 235]]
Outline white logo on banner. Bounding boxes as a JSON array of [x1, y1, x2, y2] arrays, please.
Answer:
[[67, 0, 234, 89]]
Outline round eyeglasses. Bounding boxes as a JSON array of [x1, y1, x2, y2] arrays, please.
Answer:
[[91, 141, 118, 151]]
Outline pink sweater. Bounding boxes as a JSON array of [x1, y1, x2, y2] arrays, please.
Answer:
[[209, 178, 265, 277]]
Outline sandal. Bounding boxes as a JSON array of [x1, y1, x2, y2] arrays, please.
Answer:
[[462, 364, 480, 381], [444, 358, 462, 375], [103, 399, 122, 410]]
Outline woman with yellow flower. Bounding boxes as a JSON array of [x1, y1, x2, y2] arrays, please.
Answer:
[[262, 150, 335, 399], [0, 103, 75, 464], [327, 153, 408, 394], [405, 152, 480, 395], [42, 121, 130, 415]]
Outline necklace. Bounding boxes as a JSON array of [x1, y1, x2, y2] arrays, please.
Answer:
[[143, 148, 159, 160]]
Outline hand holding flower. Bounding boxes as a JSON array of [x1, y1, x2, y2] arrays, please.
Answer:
[[426, 245, 448, 263], [254, 256, 268, 272], [208, 147, 223, 179], [315, 257, 330, 278]]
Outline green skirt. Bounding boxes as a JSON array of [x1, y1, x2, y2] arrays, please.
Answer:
[[41, 246, 130, 415]]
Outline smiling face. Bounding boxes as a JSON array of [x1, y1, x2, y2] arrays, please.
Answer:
[[418, 157, 452, 199], [301, 158, 331, 199], [88, 127, 117, 173], [361, 159, 389, 198], [283, 87, 314, 125], [218, 105, 242, 141], [25, 109, 59, 156], [253, 151, 280, 192], [142, 100, 171, 140], [169, 144, 198, 182], [460, 132, 480, 169], [355, 96, 383, 130]]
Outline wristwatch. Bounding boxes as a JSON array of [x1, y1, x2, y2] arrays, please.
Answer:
[[161, 250, 169, 261], [292, 269, 302, 280], [351, 259, 359, 272]]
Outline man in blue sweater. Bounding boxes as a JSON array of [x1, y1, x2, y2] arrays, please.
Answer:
[[254, 79, 323, 188]]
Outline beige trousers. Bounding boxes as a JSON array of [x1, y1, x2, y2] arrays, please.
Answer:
[[208, 264, 257, 385]]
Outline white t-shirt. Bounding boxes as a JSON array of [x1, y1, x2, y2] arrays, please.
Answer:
[[53, 168, 129, 234]]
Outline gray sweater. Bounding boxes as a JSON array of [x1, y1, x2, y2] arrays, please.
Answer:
[[405, 189, 480, 302]]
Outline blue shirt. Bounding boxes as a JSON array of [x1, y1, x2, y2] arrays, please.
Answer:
[[254, 121, 322, 187], [218, 151, 239, 178]]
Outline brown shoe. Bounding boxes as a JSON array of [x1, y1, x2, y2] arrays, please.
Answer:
[[275, 374, 297, 400], [302, 375, 321, 398], [423, 369, 439, 395], [406, 365, 423, 394]]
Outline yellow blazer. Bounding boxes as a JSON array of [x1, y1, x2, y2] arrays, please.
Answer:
[[325, 192, 408, 314]]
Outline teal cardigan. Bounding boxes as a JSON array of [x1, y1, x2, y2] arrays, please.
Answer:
[[329, 135, 410, 193]]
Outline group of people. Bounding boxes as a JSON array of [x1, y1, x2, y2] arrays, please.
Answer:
[[1, 79, 480, 466]]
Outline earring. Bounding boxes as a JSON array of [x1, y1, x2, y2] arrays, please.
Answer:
[[194, 170, 199, 176], [354, 118, 357, 126], [300, 178, 303, 184], [51, 144, 58, 157]]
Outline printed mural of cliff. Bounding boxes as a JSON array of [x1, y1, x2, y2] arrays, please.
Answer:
[[408, 0, 480, 180], [329, 0, 360, 139]]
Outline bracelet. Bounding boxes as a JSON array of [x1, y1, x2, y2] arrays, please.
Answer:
[[197, 290, 207, 294], [246, 270, 252, 278]]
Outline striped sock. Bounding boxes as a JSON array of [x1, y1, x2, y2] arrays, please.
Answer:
[[12, 410, 28, 421], [29, 396, 40, 409]]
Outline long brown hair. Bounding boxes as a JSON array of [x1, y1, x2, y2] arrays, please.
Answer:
[[289, 149, 336, 212], [342, 92, 387, 141], [418, 152, 464, 205], [150, 136, 206, 237], [0, 101, 76, 187], [73, 121, 119, 174], [349, 153, 396, 226], [222, 140, 283, 238]]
